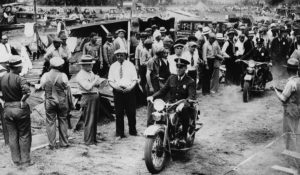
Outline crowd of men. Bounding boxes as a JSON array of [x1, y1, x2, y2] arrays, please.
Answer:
[[2, 13, 300, 167]]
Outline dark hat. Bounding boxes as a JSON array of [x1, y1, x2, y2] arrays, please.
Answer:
[[284, 58, 299, 69], [145, 28, 152, 32], [116, 29, 126, 34], [8, 55, 22, 67], [256, 38, 264, 44], [140, 32, 148, 38], [188, 35, 197, 42], [151, 24, 157, 28], [144, 39, 153, 45], [106, 32, 113, 38], [175, 58, 190, 66], [53, 37, 62, 43], [174, 39, 185, 48]]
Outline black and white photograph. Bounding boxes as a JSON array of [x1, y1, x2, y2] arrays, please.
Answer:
[[0, 0, 299, 174]]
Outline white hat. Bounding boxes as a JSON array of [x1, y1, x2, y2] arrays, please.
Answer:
[[202, 27, 211, 35], [50, 57, 65, 67], [8, 55, 22, 67], [197, 24, 203, 29], [216, 33, 224, 40], [114, 48, 127, 55], [77, 55, 96, 65], [2, 35, 8, 40]]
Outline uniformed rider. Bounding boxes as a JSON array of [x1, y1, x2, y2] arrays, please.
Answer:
[[147, 58, 196, 144]]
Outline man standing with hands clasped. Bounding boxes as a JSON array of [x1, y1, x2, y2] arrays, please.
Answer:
[[108, 49, 138, 140], [273, 58, 300, 151]]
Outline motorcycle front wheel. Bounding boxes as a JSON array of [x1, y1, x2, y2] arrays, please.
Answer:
[[243, 82, 250, 103], [144, 134, 167, 174]]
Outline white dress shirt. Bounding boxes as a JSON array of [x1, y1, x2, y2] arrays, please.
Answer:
[[168, 54, 182, 75], [182, 50, 199, 71], [0, 43, 11, 62], [108, 60, 138, 88]]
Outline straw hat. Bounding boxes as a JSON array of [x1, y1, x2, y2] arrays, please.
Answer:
[[77, 55, 95, 65], [50, 57, 65, 67], [8, 55, 22, 67]]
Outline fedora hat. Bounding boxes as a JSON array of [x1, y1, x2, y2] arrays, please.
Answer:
[[116, 29, 126, 34], [159, 27, 167, 32], [216, 33, 224, 40], [77, 55, 95, 65], [8, 55, 23, 67], [202, 27, 211, 35], [50, 57, 65, 67], [284, 58, 299, 69]]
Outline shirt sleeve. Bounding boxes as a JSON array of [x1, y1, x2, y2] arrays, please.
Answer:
[[40, 73, 47, 88], [147, 60, 154, 71], [61, 73, 69, 88], [282, 80, 296, 101], [222, 41, 229, 53], [108, 64, 115, 82]]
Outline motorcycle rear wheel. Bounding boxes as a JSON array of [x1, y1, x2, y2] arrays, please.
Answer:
[[144, 134, 167, 174], [243, 82, 250, 103]]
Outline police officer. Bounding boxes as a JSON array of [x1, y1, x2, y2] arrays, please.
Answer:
[[0, 55, 32, 166], [147, 58, 196, 143]]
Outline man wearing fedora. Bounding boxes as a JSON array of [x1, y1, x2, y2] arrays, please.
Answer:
[[113, 29, 127, 51], [39, 57, 70, 149], [147, 57, 196, 143], [273, 58, 300, 151], [0, 55, 32, 166], [108, 49, 138, 139], [76, 55, 106, 145]]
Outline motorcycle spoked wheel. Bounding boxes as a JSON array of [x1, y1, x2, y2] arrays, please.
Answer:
[[243, 82, 250, 103], [144, 133, 168, 174], [187, 120, 196, 147]]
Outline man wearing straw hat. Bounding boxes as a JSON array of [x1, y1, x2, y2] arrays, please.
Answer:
[[0, 55, 32, 167], [39, 57, 70, 150], [273, 58, 300, 151], [113, 29, 127, 51], [108, 49, 138, 139], [76, 55, 106, 145]]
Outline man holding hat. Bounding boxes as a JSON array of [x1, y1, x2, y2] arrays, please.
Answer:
[[108, 49, 138, 139], [76, 55, 106, 145], [147, 57, 196, 143], [273, 58, 300, 151], [0, 55, 32, 166], [39, 57, 70, 149], [103, 32, 116, 68], [113, 29, 127, 51], [0, 35, 12, 63]]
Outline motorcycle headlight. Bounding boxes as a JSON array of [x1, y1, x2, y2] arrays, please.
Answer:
[[247, 67, 254, 73], [153, 99, 165, 111], [249, 60, 255, 68], [152, 111, 163, 121]]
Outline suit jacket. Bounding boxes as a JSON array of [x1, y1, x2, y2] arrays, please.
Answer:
[[153, 74, 196, 104], [243, 39, 255, 57], [270, 37, 289, 58]]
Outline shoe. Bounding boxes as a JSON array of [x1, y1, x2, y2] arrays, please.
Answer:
[[59, 144, 71, 149], [22, 161, 35, 167], [210, 90, 216, 94], [115, 135, 126, 141], [96, 133, 106, 141], [129, 131, 138, 136], [48, 145, 55, 150]]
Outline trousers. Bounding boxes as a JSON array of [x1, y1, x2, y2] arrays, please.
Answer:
[[4, 102, 31, 164], [283, 109, 300, 151], [45, 99, 69, 147], [113, 89, 137, 136]]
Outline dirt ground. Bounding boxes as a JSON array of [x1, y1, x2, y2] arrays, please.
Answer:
[[0, 12, 299, 175]]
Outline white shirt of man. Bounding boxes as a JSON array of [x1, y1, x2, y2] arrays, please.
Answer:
[[0, 43, 11, 62], [235, 39, 245, 56], [135, 41, 144, 61], [182, 49, 199, 71], [168, 54, 182, 75], [114, 37, 128, 51], [195, 30, 202, 40], [108, 60, 138, 88]]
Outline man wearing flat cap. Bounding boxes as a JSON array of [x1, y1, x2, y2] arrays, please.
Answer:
[[273, 58, 300, 151], [39, 57, 70, 149], [113, 29, 127, 51], [0, 55, 32, 166], [147, 57, 196, 143], [168, 39, 185, 75], [108, 49, 138, 139]]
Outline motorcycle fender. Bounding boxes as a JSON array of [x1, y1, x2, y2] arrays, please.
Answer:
[[144, 124, 166, 137]]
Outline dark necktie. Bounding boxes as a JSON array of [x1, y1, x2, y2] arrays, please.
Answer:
[[120, 63, 123, 79], [191, 54, 194, 67]]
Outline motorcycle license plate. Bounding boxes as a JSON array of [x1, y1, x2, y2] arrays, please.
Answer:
[[244, 75, 252, 81]]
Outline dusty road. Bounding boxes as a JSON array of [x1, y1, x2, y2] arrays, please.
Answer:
[[0, 80, 291, 175]]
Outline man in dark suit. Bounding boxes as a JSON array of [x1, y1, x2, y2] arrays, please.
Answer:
[[270, 26, 290, 65], [147, 58, 196, 143]]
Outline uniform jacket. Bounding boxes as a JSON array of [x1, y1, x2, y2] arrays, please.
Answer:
[[153, 74, 196, 104], [270, 37, 289, 58]]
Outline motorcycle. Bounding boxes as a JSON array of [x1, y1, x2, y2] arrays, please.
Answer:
[[144, 99, 202, 174], [236, 59, 270, 102]]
